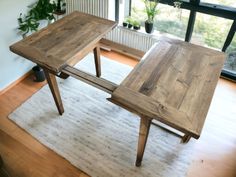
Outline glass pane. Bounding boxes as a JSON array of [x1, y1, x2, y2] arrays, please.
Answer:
[[191, 13, 233, 50], [154, 4, 189, 39], [131, 0, 190, 39], [224, 35, 236, 75], [201, 0, 236, 8], [131, 0, 150, 23]]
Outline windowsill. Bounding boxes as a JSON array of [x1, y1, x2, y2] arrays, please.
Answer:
[[117, 24, 185, 41]]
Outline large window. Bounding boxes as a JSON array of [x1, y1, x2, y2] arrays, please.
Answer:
[[121, 0, 236, 80]]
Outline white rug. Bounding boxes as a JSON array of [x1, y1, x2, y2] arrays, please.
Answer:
[[9, 54, 195, 177]]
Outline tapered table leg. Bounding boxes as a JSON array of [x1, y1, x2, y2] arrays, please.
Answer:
[[181, 134, 191, 143], [44, 69, 64, 115], [93, 46, 101, 77], [135, 117, 152, 167]]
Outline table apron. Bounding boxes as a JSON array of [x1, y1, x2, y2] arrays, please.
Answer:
[[61, 65, 118, 94]]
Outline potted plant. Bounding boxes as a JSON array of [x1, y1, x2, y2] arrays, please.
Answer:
[[133, 20, 141, 30], [55, 0, 66, 15], [123, 21, 128, 27], [144, 0, 159, 33], [122, 17, 128, 27], [126, 16, 133, 29], [18, 0, 57, 82]]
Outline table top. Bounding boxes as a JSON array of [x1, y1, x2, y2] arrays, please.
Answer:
[[10, 11, 117, 73], [111, 37, 225, 138]]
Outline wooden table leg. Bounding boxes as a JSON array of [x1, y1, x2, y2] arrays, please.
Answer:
[[181, 134, 191, 143], [93, 46, 101, 77], [135, 117, 152, 167], [44, 69, 64, 115]]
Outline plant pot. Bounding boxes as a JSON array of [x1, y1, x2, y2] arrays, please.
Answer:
[[133, 26, 140, 30], [128, 24, 133, 29], [145, 21, 153, 34], [123, 22, 128, 27], [32, 65, 45, 82]]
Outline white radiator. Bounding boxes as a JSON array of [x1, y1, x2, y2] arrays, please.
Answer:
[[66, 0, 158, 53], [66, 0, 109, 18], [105, 27, 158, 52]]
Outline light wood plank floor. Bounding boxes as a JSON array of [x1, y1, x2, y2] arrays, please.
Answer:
[[0, 50, 235, 177]]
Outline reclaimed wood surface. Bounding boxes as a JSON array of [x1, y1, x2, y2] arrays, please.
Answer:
[[10, 11, 117, 73], [111, 37, 226, 139]]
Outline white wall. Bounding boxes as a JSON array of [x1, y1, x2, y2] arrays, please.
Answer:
[[0, 0, 36, 91], [108, 0, 116, 21]]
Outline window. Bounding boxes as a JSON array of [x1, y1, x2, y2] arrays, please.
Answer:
[[154, 4, 189, 39], [201, 0, 236, 8], [191, 13, 233, 49], [131, 0, 190, 39], [224, 35, 236, 75]]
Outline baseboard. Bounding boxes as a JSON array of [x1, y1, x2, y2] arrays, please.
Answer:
[[0, 70, 32, 96]]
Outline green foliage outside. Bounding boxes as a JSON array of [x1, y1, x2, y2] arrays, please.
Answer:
[[131, 0, 236, 50], [154, 18, 188, 39]]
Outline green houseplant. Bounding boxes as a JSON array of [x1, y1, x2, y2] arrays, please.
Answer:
[[123, 17, 129, 27], [132, 20, 141, 30], [18, 0, 57, 82], [144, 0, 159, 33], [18, 0, 57, 37], [126, 16, 133, 28]]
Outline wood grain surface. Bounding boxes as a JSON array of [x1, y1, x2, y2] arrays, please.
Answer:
[[9, 11, 117, 73], [111, 37, 226, 139]]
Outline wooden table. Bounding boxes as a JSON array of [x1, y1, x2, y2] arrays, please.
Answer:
[[109, 37, 225, 166], [10, 11, 117, 115], [10, 12, 226, 167]]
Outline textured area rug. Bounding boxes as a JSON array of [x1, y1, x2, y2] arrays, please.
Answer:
[[9, 54, 195, 177]]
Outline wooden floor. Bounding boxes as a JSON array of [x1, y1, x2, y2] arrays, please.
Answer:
[[0, 50, 236, 177]]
